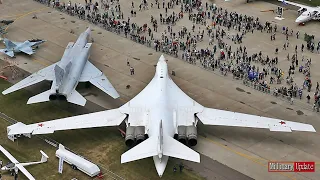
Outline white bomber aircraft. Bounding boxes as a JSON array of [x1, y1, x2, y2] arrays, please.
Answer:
[[0, 145, 48, 180], [7, 55, 316, 177], [2, 27, 119, 106], [279, 0, 320, 23]]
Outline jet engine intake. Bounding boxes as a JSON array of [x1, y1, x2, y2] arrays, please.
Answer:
[[125, 126, 135, 147], [186, 126, 197, 146]]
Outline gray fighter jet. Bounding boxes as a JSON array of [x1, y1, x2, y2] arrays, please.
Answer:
[[2, 27, 120, 106], [0, 20, 14, 35], [0, 38, 46, 57]]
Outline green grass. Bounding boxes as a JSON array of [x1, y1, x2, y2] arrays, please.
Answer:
[[0, 79, 204, 180]]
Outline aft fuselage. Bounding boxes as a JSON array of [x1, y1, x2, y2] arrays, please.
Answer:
[[50, 28, 91, 98]]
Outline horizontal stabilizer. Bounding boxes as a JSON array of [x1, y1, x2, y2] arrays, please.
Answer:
[[121, 136, 157, 164], [163, 135, 200, 163], [27, 90, 51, 104], [0, 49, 14, 57], [40, 150, 49, 162], [67, 90, 86, 106]]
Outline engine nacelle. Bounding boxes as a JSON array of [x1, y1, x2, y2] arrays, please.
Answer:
[[177, 126, 187, 145], [125, 126, 135, 147], [49, 94, 67, 101], [186, 126, 197, 146], [134, 126, 146, 144]]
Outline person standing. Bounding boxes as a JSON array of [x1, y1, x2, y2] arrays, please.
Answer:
[[130, 67, 135, 75]]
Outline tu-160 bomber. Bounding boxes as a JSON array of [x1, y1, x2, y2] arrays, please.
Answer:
[[0, 38, 46, 57], [279, 0, 320, 23], [2, 27, 120, 106], [0, 145, 49, 180], [6, 55, 316, 177]]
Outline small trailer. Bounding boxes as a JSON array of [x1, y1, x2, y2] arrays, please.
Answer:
[[55, 144, 100, 177]]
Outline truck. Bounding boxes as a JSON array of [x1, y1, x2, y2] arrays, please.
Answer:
[[55, 144, 100, 177]]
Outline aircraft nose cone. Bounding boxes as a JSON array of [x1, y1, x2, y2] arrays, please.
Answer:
[[159, 54, 165, 62], [85, 27, 91, 35], [295, 17, 304, 23], [153, 156, 169, 178]]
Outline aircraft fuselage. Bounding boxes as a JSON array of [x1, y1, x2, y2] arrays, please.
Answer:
[[50, 28, 91, 98]]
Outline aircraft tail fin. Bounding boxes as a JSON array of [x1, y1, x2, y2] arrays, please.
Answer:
[[121, 121, 200, 164], [40, 150, 49, 163], [67, 90, 86, 106], [27, 90, 51, 104], [3, 38, 16, 49], [0, 49, 14, 57], [121, 136, 158, 164], [54, 65, 64, 87]]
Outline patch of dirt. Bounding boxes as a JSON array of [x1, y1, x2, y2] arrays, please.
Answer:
[[236, 87, 245, 92], [296, 110, 304, 115], [246, 92, 251, 94], [71, 20, 75, 23], [270, 101, 277, 104], [286, 107, 293, 110]]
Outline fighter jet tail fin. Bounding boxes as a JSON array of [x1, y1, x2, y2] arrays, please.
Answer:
[[27, 90, 51, 104], [54, 65, 64, 86], [0, 49, 14, 57], [3, 38, 16, 49], [67, 90, 86, 106]]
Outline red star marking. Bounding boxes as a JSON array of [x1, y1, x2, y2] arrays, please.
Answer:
[[38, 123, 44, 127], [279, 121, 286, 125]]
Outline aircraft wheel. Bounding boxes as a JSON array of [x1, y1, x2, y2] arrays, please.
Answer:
[[71, 164, 78, 170]]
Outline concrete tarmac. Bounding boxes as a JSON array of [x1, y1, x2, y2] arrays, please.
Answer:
[[0, 0, 319, 180]]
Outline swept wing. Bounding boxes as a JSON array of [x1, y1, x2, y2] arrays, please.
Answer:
[[15, 164, 36, 180], [19, 46, 34, 55], [79, 61, 120, 99], [8, 109, 126, 135], [0, 145, 19, 163], [196, 108, 316, 132], [2, 63, 57, 95]]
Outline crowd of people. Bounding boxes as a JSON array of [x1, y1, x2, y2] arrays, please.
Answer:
[[34, 0, 320, 111]]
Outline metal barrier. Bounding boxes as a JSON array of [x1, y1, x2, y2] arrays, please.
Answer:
[[242, 79, 293, 103]]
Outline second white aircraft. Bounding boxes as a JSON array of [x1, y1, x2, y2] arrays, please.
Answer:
[[280, 0, 320, 23], [7, 55, 316, 177]]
